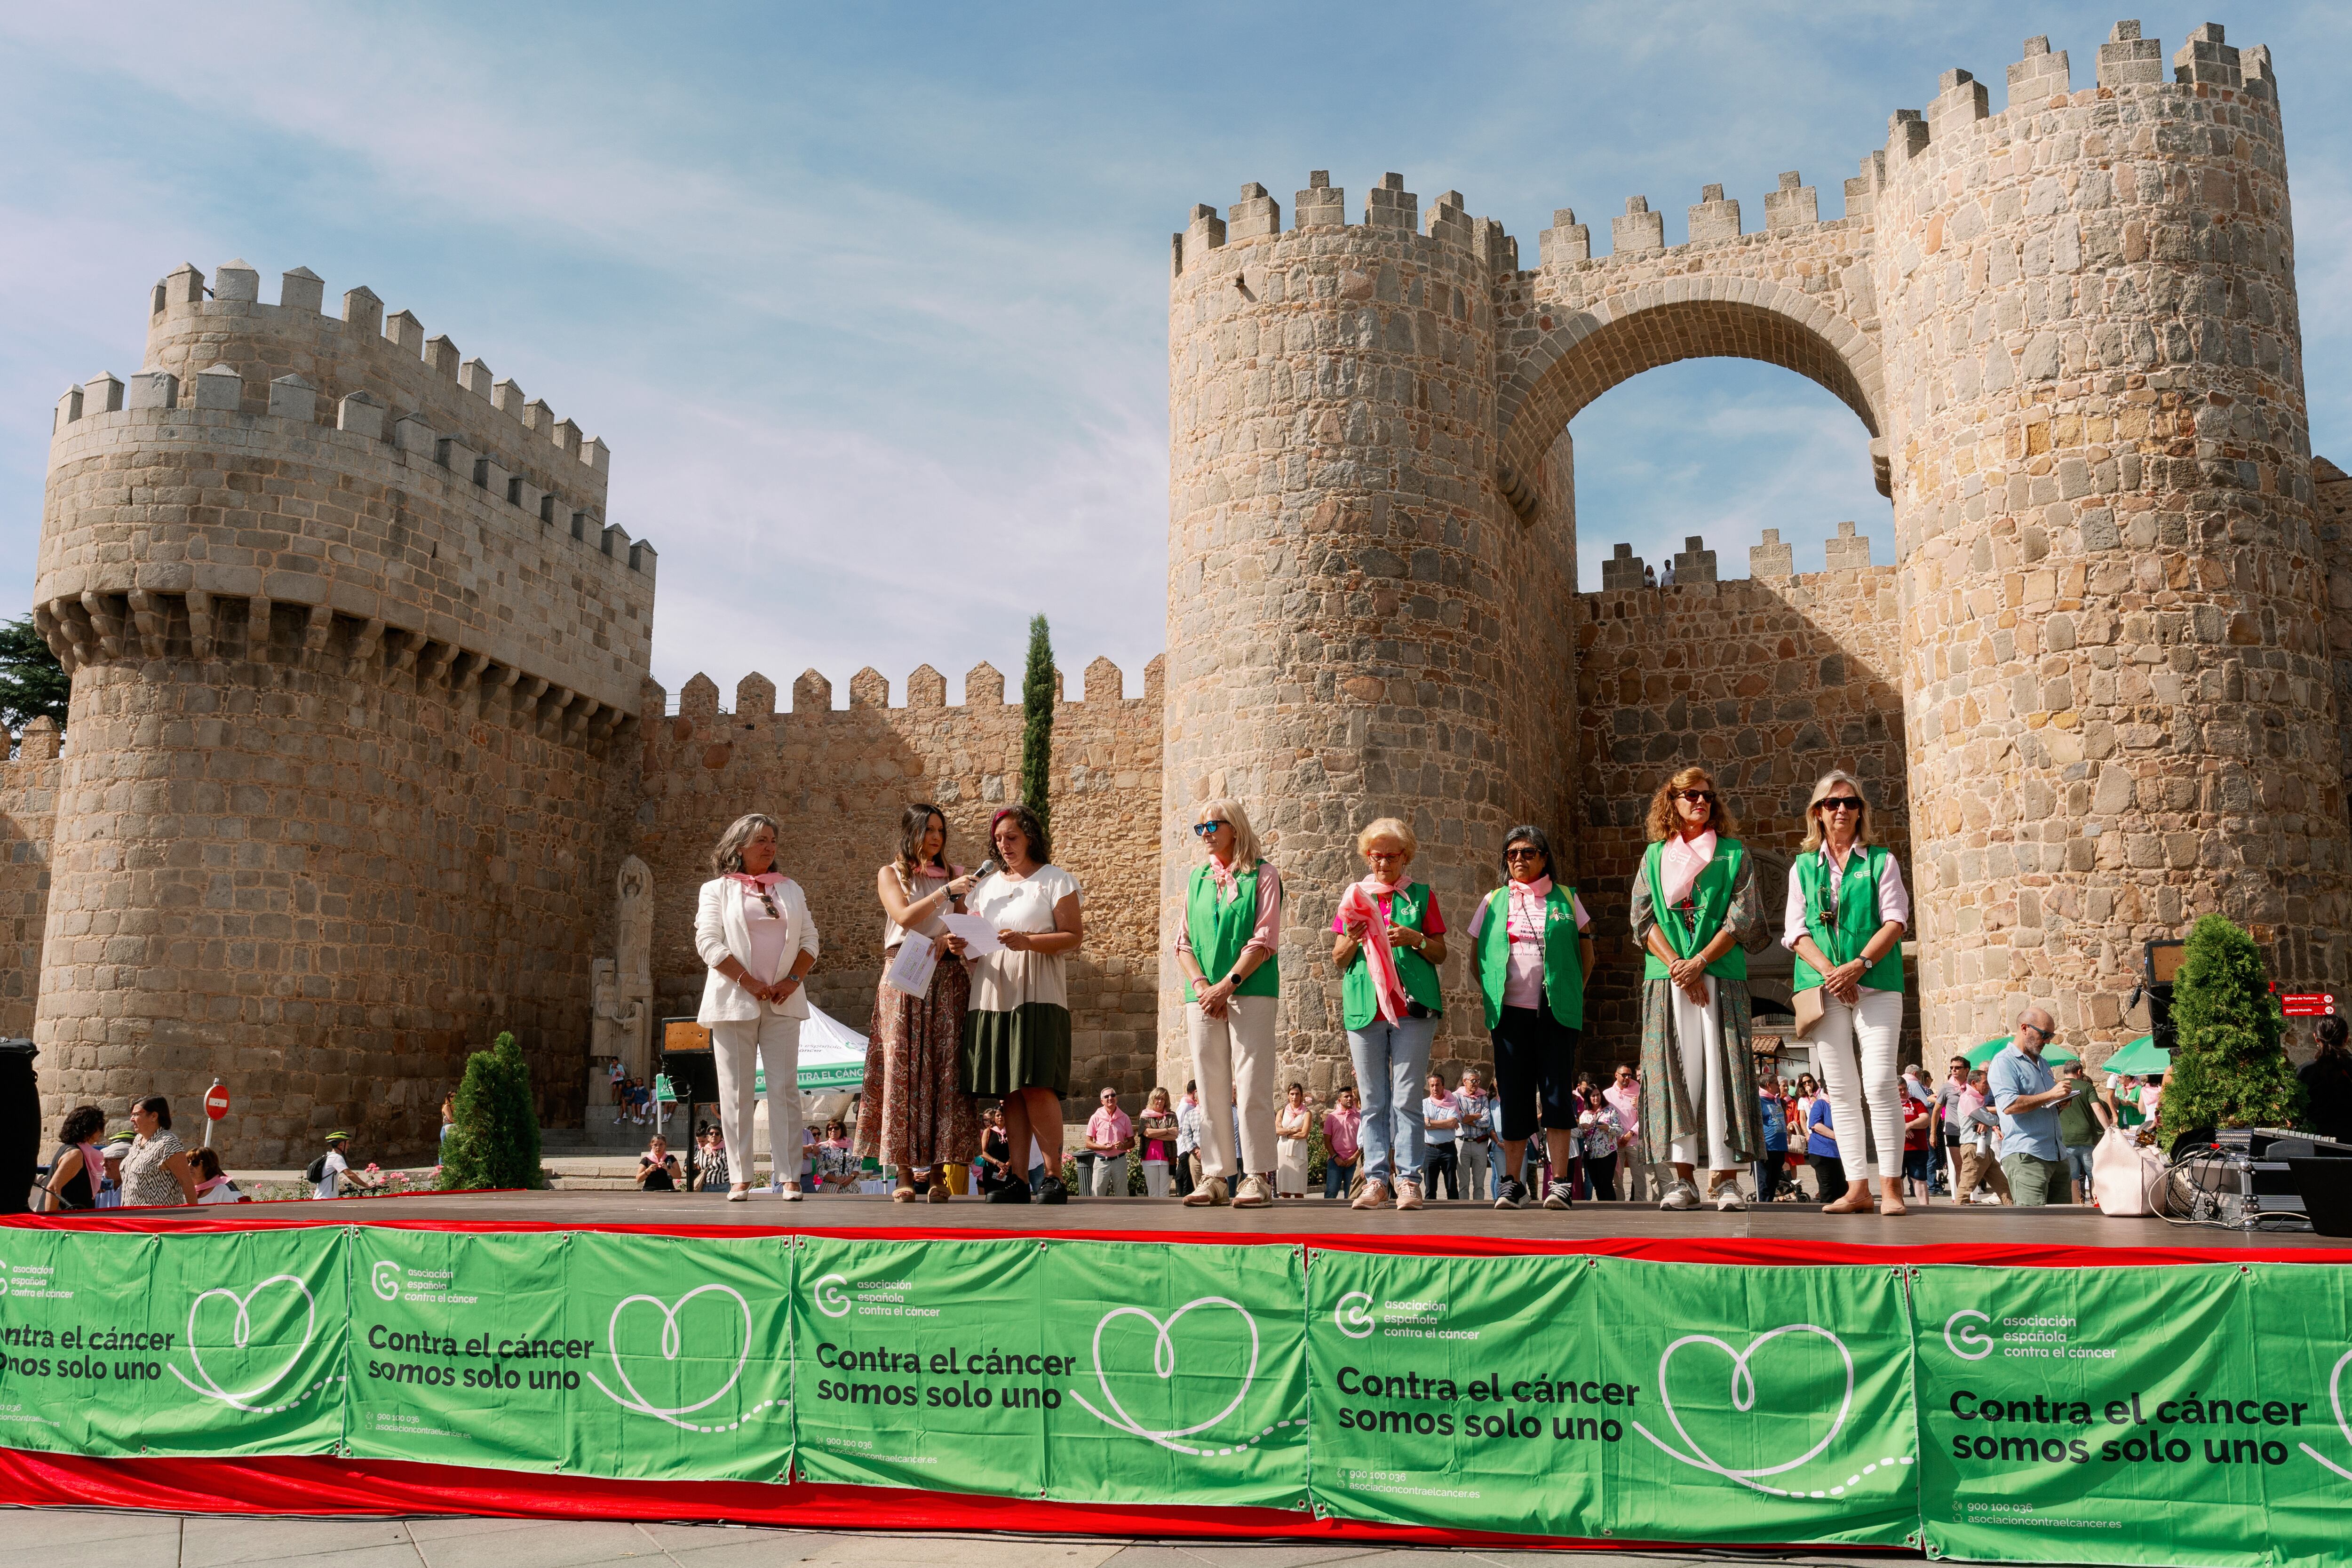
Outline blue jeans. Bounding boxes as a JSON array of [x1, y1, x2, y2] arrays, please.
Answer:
[[1346, 1016, 1436, 1187], [2062, 1145, 2096, 1188], [1324, 1159, 1355, 1199]]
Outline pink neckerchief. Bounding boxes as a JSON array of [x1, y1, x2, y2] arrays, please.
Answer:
[[1506, 874, 1552, 939], [1660, 829, 1717, 909], [1208, 851, 1242, 903], [726, 871, 786, 891], [195, 1174, 233, 1198], [1340, 875, 1412, 1024]]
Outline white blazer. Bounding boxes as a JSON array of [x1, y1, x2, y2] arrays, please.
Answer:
[[695, 876, 821, 1024]]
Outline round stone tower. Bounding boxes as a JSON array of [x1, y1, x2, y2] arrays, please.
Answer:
[[1874, 26, 2346, 1046], [35, 262, 655, 1163], [1160, 177, 1579, 1091]]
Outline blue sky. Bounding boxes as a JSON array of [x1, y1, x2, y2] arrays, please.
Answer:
[[5, 3, 2347, 703]]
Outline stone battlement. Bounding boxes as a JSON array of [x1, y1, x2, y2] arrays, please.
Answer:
[[667, 656, 1162, 721]]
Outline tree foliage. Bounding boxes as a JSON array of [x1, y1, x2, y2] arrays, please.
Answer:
[[1020, 613, 1054, 834], [437, 1031, 548, 1191], [2163, 914, 2305, 1137], [0, 616, 70, 737]]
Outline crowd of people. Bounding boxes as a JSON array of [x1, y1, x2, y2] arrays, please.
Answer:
[[674, 765, 2257, 1216]]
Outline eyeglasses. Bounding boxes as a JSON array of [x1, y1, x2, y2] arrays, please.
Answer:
[[1504, 847, 1543, 860], [1192, 820, 1229, 836], [1675, 790, 1715, 804], [1818, 797, 1863, 813]]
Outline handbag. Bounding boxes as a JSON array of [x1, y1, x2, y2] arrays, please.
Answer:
[[1792, 984, 1826, 1040]]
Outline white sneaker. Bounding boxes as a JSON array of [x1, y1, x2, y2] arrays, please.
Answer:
[[1660, 1181, 1700, 1211], [1394, 1180, 1426, 1211], [1714, 1183, 1747, 1211]]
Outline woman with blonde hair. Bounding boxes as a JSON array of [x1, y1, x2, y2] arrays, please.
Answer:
[[865, 803, 983, 1202], [1785, 769, 1913, 1215], [1333, 817, 1446, 1211], [1173, 796, 1283, 1209], [695, 812, 821, 1201], [1633, 766, 1770, 1210]]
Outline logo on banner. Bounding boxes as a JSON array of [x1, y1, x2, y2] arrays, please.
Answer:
[[814, 1273, 852, 1318], [2298, 1347, 2352, 1481], [169, 1275, 319, 1413], [1070, 1296, 1293, 1457], [1943, 1309, 1993, 1361], [584, 1283, 764, 1433], [1633, 1323, 1909, 1499], [371, 1260, 403, 1302], [1334, 1290, 1375, 1339]]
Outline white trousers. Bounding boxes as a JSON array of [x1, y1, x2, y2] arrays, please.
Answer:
[[1667, 977, 1738, 1172], [710, 1009, 803, 1189], [1810, 987, 1905, 1183], [1186, 996, 1279, 1182]]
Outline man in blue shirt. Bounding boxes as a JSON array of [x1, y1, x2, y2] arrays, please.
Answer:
[[1988, 1008, 2074, 1205]]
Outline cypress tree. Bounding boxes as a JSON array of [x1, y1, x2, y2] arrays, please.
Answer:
[[437, 1031, 548, 1191], [1020, 613, 1054, 833], [2162, 914, 2305, 1137]]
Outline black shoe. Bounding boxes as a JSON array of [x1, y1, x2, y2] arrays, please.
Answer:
[[985, 1181, 1030, 1204], [1494, 1178, 1528, 1210], [1034, 1175, 1069, 1205], [1543, 1180, 1575, 1210]]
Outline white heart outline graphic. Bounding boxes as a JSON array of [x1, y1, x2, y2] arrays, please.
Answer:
[[1068, 1295, 1259, 1454], [1632, 1323, 1854, 1494], [2295, 1346, 2352, 1480], [169, 1274, 318, 1413], [583, 1282, 755, 1431]]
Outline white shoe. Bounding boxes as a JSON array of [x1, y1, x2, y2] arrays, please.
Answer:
[[1714, 1183, 1747, 1211], [1660, 1182, 1700, 1211], [1394, 1181, 1426, 1211]]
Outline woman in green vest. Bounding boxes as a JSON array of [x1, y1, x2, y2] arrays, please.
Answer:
[[1786, 770, 1913, 1215], [1634, 765, 1769, 1212], [1172, 797, 1283, 1210], [1332, 817, 1447, 1211], [1467, 825, 1594, 1211]]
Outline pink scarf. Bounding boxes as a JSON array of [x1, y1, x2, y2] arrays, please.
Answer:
[[1208, 852, 1241, 902], [726, 871, 786, 891], [195, 1174, 234, 1198], [1506, 874, 1552, 939], [1660, 829, 1716, 909], [1340, 876, 1411, 1025]]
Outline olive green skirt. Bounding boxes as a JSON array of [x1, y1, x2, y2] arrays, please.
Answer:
[[961, 1002, 1073, 1097]]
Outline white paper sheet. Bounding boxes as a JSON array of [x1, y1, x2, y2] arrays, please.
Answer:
[[884, 931, 939, 996], [937, 913, 1006, 956]]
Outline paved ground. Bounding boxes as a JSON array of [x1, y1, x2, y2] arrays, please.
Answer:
[[0, 1509, 2082, 1568]]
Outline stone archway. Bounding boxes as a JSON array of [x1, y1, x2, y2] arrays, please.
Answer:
[[1492, 278, 1887, 516]]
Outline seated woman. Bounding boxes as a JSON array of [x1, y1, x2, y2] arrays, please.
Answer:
[[189, 1146, 247, 1203]]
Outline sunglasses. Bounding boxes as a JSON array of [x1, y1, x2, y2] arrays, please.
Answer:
[[1192, 820, 1229, 836], [1676, 790, 1715, 804], [1818, 797, 1863, 813], [1504, 847, 1543, 860]]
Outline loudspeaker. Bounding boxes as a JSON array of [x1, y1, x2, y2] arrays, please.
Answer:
[[0, 1038, 39, 1216], [2288, 1159, 2352, 1238]]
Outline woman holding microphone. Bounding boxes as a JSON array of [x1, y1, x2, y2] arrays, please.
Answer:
[[695, 812, 820, 1202], [1786, 769, 1912, 1215]]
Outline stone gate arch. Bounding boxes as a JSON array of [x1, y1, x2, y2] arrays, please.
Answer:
[[1493, 276, 1887, 517]]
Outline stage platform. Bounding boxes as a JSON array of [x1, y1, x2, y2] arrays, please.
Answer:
[[57, 1186, 2348, 1255], [6, 1190, 2349, 1567]]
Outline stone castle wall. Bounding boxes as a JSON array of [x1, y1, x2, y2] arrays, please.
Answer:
[[0, 720, 63, 1041], [629, 660, 1164, 1098]]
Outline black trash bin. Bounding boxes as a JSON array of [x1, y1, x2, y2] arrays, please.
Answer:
[[0, 1038, 38, 1216]]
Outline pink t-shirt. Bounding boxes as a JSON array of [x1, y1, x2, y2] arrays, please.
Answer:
[[1087, 1107, 1133, 1151], [743, 890, 790, 982], [1467, 880, 1592, 1009], [1603, 1082, 1640, 1148], [1323, 1107, 1362, 1163]]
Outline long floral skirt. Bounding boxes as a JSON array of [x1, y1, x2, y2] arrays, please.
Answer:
[[859, 955, 980, 1173]]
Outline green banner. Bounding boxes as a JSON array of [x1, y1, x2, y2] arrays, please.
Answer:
[[346, 1229, 793, 1482], [1910, 1263, 2352, 1568], [0, 1228, 345, 1457], [791, 1235, 1308, 1509], [1305, 1252, 1918, 1547]]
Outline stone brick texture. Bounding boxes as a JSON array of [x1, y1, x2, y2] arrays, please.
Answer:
[[630, 660, 1164, 1099], [0, 720, 62, 1040]]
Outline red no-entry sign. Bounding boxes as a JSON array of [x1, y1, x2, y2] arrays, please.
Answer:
[[204, 1083, 231, 1120]]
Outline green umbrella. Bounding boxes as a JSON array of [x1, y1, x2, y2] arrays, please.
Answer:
[[1963, 1034, 2079, 1068], [2099, 1033, 2170, 1076]]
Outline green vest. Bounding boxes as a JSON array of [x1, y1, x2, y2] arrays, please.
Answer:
[[1473, 884, 1584, 1030], [1341, 882, 1444, 1030], [1791, 844, 1905, 995], [1641, 839, 1748, 982], [1184, 860, 1280, 1003]]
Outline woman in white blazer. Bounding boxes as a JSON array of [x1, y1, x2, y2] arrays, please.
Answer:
[[696, 812, 821, 1201]]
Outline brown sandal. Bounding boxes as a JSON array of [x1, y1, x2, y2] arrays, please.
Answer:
[[1822, 1186, 1876, 1214], [891, 1185, 918, 1202]]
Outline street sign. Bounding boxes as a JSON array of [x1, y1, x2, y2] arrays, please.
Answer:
[[203, 1083, 230, 1119], [2281, 993, 2336, 1017]]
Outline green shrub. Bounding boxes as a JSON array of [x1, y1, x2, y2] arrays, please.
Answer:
[[1020, 613, 1053, 835], [438, 1031, 548, 1191], [2163, 915, 2305, 1137]]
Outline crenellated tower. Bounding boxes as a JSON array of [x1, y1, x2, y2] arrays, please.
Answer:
[[1166, 19, 2347, 1077], [36, 262, 658, 1162]]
